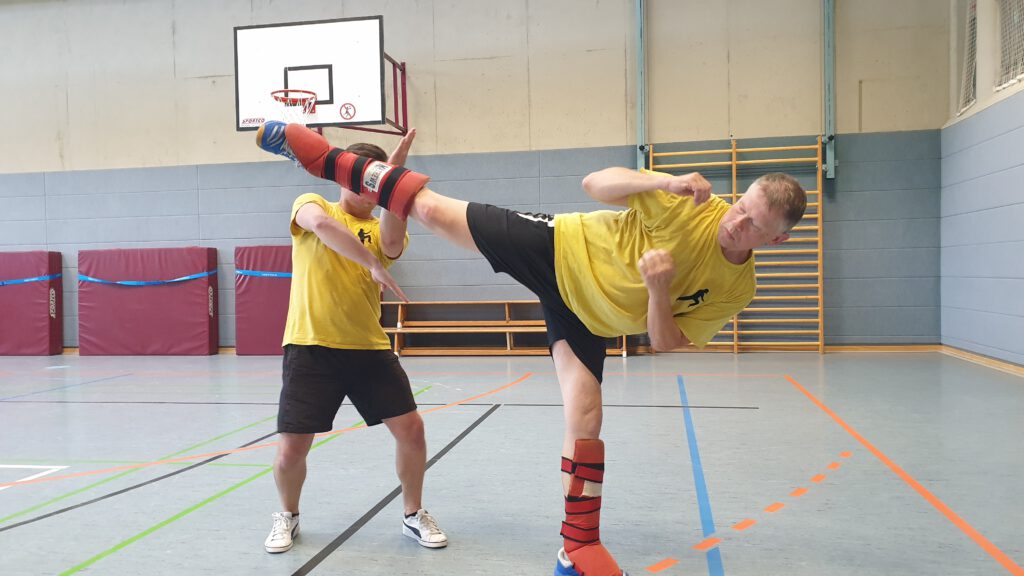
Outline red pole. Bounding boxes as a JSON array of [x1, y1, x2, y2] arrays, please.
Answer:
[[400, 61, 408, 133], [392, 61, 399, 129]]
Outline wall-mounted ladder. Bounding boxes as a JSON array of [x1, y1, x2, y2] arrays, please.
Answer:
[[649, 137, 824, 353]]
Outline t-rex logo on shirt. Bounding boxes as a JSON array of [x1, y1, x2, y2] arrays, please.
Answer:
[[357, 228, 373, 245], [676, 288, 709, 308]]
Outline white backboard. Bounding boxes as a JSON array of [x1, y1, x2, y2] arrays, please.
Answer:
[[234, 16, 385, 131]]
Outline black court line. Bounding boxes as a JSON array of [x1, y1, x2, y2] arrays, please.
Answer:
[[0, 400, 759, 410], [0, 400, 280, 406], [0, 373, 133, 402], [292, 404, 503, 576], [0, 431, 278, 534]]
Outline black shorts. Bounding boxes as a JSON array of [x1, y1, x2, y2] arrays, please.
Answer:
[[278, 345, 417, 434], [466, 202, 608, 383]]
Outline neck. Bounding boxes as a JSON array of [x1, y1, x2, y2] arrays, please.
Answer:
[[721, 245, 752, 265]]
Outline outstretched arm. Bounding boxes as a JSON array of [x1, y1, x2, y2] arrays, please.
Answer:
[[581, 167, 712, 207], [295, 202, 408, 301], [379, 128, 418, 259], [637, 249, 690, 351]]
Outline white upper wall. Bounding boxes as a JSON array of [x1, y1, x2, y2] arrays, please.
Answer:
[[946, 0, 1024, 126], [0, 0, 949, 172]]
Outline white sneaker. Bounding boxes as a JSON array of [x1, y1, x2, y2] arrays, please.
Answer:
[[265, 511, 299, 553], [402, 509, 448, 548]]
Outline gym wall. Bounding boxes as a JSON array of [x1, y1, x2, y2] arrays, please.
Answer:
[[0, 0, 960, 351]]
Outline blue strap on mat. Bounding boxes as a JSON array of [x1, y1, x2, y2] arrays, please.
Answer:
[[0, 273, 62, 287], [235, 269, 292, 278], [78, 270, 216, 286]]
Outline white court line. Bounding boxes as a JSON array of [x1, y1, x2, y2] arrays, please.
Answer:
[[0, 465, 69, 491]]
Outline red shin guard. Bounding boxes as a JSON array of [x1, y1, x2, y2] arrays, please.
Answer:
[[282, 123, 429, 219], [561, 439, 623, 576]]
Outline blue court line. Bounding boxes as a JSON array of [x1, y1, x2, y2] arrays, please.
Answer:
[[678, 375, 725, 576], [0, 374, 132, 401]]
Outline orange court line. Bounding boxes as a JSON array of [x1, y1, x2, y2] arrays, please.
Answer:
[[693, 537, 721, 551], [786, 374, 1024, 576], [0, 373, 534, 490], [645, 558, 680, 573], [791, 487, 809, 498], [828, 461, 842, 470], [840, 451, 853, 458], [602, 371, 784, 379], [810, 474, 826, 483], [732, 518, 757, 531], [764, 502, 785, 513]]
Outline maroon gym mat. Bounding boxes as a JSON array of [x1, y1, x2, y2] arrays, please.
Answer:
[[0, 251, 63, 355], [78, 247, 218, 355], [234, 245, 292, 355]]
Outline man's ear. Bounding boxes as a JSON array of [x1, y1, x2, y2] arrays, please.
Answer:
[[767, 232, 790, 246]]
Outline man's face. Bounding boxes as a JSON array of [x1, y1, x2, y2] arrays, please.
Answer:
[[340, 186, 376, 216], [717, 184, 790, 252]]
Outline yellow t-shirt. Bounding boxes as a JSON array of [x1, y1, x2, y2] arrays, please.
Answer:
[[553, 174, 755, 348], [282, 193, 406, 350]]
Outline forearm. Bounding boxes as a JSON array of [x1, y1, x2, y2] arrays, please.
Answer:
[[646, 290, 688, 351], [581, 167, 671, 206], [379, 210, 408, 259], [311, 219, 381, 270]]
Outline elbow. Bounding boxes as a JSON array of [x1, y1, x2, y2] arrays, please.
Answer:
[[649, 333, 686, 352], [308, 214, 332, 235], [649, 340, 672, 353], [648, 337, 668, 352], [381, 239, 404, 260], [581, 172, 599, 198]]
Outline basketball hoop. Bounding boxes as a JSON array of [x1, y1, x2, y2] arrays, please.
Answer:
[[270, 89, 317, 127]]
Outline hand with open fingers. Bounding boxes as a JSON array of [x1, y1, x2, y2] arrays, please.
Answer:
[[665, 172, 712, 205], [371, 263, 409, 302], [637, 249, 676, 294], [388, 127, 417, 167]]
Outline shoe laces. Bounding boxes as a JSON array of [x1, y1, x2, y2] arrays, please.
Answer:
[[270, 513, 293, 539], [417, 510, 442, 536]]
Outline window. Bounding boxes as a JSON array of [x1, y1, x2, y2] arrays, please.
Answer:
[[959, 0, 978, 113], [997, 0, 1024, 89]]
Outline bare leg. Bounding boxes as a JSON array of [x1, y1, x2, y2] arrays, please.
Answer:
[[274, 433, 315, 514], [552, 340, 603, 479], [552, 340, 623, 575], [383, 410, 427, 515], [407, 188, 480, 255]]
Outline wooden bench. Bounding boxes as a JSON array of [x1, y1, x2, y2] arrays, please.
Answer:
[[381, 300, 627, 357]]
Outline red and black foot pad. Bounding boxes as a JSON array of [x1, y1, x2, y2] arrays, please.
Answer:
[[559, 439, 626, 576]]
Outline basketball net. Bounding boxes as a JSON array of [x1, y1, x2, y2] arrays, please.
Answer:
[[269, 89, 318, 128]]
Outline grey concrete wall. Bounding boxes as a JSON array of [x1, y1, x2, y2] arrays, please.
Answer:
[[0, 132, 951, 349], [826, 131, 942, 344]]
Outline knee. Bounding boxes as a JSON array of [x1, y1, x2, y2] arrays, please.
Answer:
[[391, 413, 426, 445], [276, 440, 310, 469], [568, 402, 603, 438]]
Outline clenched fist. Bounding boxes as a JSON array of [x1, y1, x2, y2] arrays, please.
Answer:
[[637, 249, 675, 294], [664, 172, 712, 205]]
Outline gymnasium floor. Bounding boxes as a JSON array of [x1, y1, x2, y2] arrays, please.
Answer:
[[0, 352, 1021, 576]]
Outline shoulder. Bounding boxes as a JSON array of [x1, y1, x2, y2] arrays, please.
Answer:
[[291, 192, 330, 213]]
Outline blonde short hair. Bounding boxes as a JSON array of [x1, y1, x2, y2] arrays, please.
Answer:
[[755, 173, 807, 232]]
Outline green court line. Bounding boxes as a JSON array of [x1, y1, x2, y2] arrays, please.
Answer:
[[60, 386, 433, 574], [0, 414, 276, 526], [60, 468, 275, 575]]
